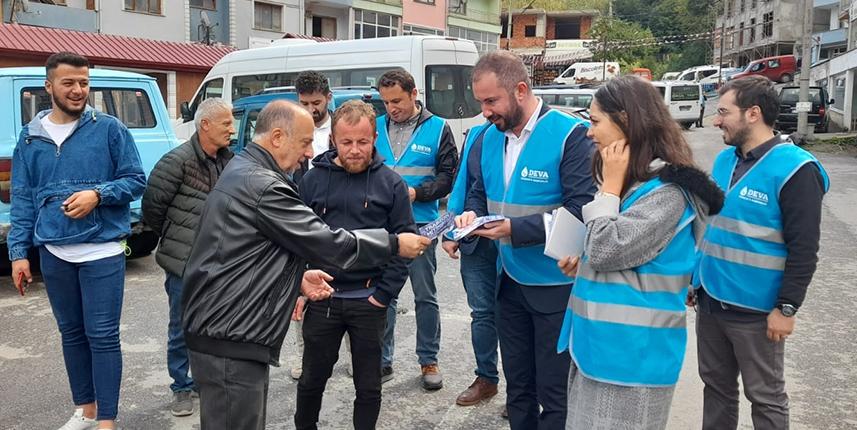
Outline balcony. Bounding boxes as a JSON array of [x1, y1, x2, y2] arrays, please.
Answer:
[[814, 27, 848, 46], [366, 0, 403, 6], [447, 6, 500, 24], [839, 0, 852, 19], [2, 1, 97, 33]]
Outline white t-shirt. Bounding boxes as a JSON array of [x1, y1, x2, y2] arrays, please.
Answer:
[[40, 115, 124, 263], [309, 115, 332, 170], [503, 100, 543, 187]]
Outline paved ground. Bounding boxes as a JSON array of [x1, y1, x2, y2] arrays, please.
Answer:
[[1, 123, 856, 429]]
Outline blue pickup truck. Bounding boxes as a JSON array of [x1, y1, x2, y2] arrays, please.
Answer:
[[0, 67, 179, 272], [230, 87, 386, 151]]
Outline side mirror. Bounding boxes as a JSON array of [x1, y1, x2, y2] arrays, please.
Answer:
[[180, 102, 193, 122]]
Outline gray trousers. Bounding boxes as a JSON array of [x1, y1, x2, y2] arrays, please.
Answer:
[[189, 350, 270, 430], [696, 310, 789, 430]]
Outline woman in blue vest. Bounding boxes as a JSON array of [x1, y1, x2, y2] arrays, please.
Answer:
[[555, 76, 724, 429]]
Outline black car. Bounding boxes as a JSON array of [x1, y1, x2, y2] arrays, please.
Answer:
[[776, 86, 833, 133]]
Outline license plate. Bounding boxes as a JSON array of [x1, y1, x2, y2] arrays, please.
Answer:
[[679, 105, 691, 111]]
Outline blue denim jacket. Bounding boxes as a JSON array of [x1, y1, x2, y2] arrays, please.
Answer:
[[7, 107, 146, 261]]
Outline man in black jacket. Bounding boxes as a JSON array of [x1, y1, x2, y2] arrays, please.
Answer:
[[293, 100, 416, 430], [181, 100, 430, 430], [142, 97, 234, 416]]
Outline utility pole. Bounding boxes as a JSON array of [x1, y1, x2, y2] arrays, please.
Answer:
[[718, 0, 727, 86], [602, 0, 612, 81], [797, 0, 814, 138]]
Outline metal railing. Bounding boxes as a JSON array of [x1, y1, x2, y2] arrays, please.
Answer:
[[447, 7, 501, 24]]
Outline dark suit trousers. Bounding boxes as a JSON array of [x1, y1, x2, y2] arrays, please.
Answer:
[[497, 273, 570, 430]]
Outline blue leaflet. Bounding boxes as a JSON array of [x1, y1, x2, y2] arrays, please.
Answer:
[[419, 212, 456, 239]]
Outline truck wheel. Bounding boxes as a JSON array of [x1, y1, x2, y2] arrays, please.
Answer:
[[126, 230, 159, 259], [780, 73, 793, 83]]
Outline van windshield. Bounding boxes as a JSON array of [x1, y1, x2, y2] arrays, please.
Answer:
[[425, 65, 481, 120], [21, 87, 157, 128]]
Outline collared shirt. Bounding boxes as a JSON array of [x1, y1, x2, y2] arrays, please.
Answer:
[[388, 107, 422, 161], [504, 99, 543, 187], [310, 115, 332, 169], [730, 133, 780, 186]]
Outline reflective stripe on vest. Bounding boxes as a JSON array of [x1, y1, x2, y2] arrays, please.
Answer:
[[447, 122, 491, 216], [697, 141, 829, 312], [558, 177, 696, 387], [376, 114, 445, 223], [481, 110, 587, 286]]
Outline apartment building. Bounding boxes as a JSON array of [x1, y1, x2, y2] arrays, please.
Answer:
[[713, 0, 802, 67], [810, 0, 857, 130]]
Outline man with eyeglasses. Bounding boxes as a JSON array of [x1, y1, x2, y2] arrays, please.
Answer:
[[691, 75, 829, 430]]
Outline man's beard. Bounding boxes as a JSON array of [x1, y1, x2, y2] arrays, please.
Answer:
[[312, 108, 328, 125], [342, 157, 371, 173], [490, 102, 523, 132], [53, 94, 87, 118], [723, 125, 750, 148]]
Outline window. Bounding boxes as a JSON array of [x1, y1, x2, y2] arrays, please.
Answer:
[[767, 58, 780, 68], [448, 25, 499, 53], [241, 109, 261, 150], [230, 109, 243, 150], [727, 26, 734, 50], [779, 88, 822, 104], [189, 78, 224, 116], [312, 16, 337, 38], [751, 0, 757, 8], [833, 76, 845, 110], [403, 25, 444, 36], [501, 18, 512, 38], [740, 0, 745, 13], [749, 18, 756, 43], [524, 25, 536, 37], [448, 0, 466, 14], [555, 19, 581, 39], [671, 86, 700, 102], [415, 0, 435, 4], [254, 2, 282, 31], [425, 65, 481, 120], [354, 9, 399, 39], [232, 73, 296, 101], [739, 22, 744, 47], [21, 87, 156, 128], [749, 62, 765, 72], [124, 0, 161, 14], [190, 0, 215, 9], [763, 12, 773, 38], [727, 0, 733, 18]]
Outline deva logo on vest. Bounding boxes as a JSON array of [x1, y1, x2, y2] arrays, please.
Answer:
[[375, 115, 445, 224], [558, 177, 697, 386], [697, 140, 830, 312], [481, 110, 586, 286]]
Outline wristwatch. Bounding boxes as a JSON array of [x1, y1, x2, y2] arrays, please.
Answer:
[[777, 303, 798, 317]]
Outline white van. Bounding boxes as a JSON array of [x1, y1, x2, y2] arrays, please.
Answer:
[[532, 87, 596, 110], [676, 65, 719, 83], [553, 62, 620, 85], [176, 36, 482, 144], [650, 81, 702, 129]]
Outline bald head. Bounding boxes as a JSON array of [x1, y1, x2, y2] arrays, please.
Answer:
[[252, 100, 315, 172]]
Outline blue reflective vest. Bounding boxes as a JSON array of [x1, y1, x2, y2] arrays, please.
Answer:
[[447, 122, 491, 216], [697, 140, 829, 312], [558, 178, 696, 387], [481, 110, 586, 285], [376, 114, 445, 224]]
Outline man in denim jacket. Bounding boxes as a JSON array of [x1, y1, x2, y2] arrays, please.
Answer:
[[8, 52, 146, 430]]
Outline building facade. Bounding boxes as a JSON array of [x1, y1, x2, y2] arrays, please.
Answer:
[[810, 0, 857, 131], [713, 0, 803, 67]]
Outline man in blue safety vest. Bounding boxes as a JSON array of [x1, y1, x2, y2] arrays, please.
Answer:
[[692, 75, 829, 430], [457, 51, 596, 429], [375, 69, 458, 390]]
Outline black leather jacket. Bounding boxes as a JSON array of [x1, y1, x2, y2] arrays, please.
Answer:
[[181, 143, 399, 365]]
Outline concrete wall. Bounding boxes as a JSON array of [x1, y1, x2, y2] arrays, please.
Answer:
[[403, 0, 446, 31], [714, 0, 802, 59], [304, 4, 351, 40], [98, 0, 187, 42], [2, 0, 96, 32], [233, 0, 303, 49]]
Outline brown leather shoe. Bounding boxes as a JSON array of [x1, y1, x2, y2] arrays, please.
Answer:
[[455, 377, 498, 406]]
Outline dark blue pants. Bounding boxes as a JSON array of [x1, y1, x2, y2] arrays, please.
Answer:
[[460, 238, 500, 384], [164, 272, 194, 393], [40, 247, 125, 421], [497, 274, 569, 430]]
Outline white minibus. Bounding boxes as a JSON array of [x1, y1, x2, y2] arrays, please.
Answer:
[[651, 81, 702, 129], [176, 36, 482, 144]]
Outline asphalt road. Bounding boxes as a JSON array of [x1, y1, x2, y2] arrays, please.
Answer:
[[1, 124, 855, 429]]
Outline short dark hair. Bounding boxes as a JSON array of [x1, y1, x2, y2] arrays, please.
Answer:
[[378, 69, 416, 93], [473, 50, 531, 94], [45, 52, 89, 79], [295, 70, 330, 95], [718, 75, 779, 127]]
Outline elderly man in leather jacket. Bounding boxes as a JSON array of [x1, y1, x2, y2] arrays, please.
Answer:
[[181, 100, 430, 430]]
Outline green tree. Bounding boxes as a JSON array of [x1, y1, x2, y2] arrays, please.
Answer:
[[588, 17, 658, 73]]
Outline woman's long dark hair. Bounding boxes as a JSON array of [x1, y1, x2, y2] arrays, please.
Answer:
[[591, 76, 696, 196]]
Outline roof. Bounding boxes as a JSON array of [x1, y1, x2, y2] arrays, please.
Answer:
[[501, 9, 600, 18], [0, 23, 235, 73]]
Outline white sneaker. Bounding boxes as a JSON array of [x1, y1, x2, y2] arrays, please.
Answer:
[[57, 408, 97, 430]]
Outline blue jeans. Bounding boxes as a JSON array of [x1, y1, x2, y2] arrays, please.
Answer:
[[165, 272, 194, 393], [39, 247, 125, 421], [460, 238, 500, 384], [383, 239, 440, 367]]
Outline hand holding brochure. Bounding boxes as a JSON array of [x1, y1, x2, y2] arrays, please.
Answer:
[[419, 212, 456, 239], [543, 207, 587, 260], [451, 215, 507, 241]]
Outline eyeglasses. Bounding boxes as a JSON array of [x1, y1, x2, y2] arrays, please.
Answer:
[[716, 107, 750, 117]]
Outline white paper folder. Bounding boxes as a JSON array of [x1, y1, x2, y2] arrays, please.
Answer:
[[543, 207, 587, 261]]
